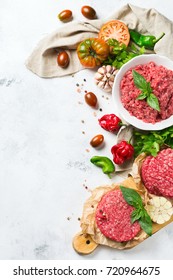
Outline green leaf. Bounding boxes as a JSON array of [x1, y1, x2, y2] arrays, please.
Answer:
[[120, 186, 153, 236], [131, 208, 143, 223], [146, 82, 152, 93], [139, 46, 145, 54], [132, 70, 148, 91], [139, 211, 152, 236], [147, 93, 160, 111], [132, 71, 160, 112], [136, 92, 148, 100], [103, 39, 143, 69], [133, 126, 173, 157], [120, 186, 143, 208]]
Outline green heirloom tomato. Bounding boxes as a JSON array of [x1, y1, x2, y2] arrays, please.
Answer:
[[77, 38, 109, 68]]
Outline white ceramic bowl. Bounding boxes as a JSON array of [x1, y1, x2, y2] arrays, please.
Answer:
[[112, 54, 173, 130]]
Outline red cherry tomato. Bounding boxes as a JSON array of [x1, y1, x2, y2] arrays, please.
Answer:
[[81, 6, 96, 19], [90, 134, 104, 147], [58, 10, 72, 22], [57, 51, 69, 68], [84, 92, 97, 107]]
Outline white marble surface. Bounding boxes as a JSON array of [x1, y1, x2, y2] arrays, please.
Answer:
[[0, 0, 173, 260]]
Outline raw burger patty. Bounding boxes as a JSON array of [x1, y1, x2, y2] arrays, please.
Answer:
[[95, 189, 141, 242], [141, 148, 173, 198]]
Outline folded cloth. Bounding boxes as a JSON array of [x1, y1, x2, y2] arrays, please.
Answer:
[[25, 4, 173, 78]]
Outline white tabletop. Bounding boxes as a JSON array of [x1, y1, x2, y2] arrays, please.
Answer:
[[0, 0, 173, 260]]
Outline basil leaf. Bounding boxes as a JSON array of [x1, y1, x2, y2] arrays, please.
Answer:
[[139, 211, 152, 236], [133, 126, 173, 157], [147, 94, 160, 111], [146, 82, 152, 93], [131, 208, 143, 223], [136, 92, 148, 100], [120, 186, 143, 208], [120, 186, 153, 236], [132, 70, 148, 91], [132, 70, 160, 112]]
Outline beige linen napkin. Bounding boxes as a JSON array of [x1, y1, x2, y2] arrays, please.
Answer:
[[25, 4, 173, 78]]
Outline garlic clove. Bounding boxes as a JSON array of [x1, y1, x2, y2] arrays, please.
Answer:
[[102, 76, 108, 82], [98, 66, 106, 74], [98, 81, 106, 88], [104, 83, 111, 92], [106, 65, 112, 73], [109, 74, 115, 82], [109, 81, 114, 87], [94, 72, 103, 80]]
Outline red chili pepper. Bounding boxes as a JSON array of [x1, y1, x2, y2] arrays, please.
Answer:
[[98, 114, 121, 132], [111, 140, 134, 165]]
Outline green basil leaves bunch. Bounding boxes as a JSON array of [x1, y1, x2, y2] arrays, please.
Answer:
[[120, 186, 152, 236], [132, 70, 160, 112]]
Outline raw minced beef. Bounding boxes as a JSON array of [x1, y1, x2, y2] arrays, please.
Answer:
[[95, 189, 141, 242], [141, 148, 173, 198], [120, 62, 173, 123]]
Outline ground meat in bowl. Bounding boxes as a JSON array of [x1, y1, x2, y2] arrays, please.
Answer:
[[95, 189, 141, 242], [120, 62, 173, 123]]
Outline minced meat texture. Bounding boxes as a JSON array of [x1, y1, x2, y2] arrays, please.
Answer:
[[120, 62, 173, 124], [95, 189, 141, 242], [141, 148, 173, 198]]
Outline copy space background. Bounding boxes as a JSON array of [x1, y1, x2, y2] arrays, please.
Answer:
[[0, 0, 173, 259]]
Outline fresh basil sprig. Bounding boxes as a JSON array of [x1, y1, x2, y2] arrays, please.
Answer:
[[132, 70, 160, 112], [120, 186, 152, 236], [133, 125, 173, 157], [103, 39, 145, 69]]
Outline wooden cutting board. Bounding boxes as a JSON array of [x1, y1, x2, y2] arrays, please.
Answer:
[[73, 177, 173, 254]]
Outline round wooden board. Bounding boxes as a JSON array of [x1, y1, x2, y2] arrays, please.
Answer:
[[72, 232, 98, 255]]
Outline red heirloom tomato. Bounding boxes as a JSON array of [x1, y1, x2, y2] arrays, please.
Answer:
[[99, 20, 130, 46], [77, 38, 109, 68]]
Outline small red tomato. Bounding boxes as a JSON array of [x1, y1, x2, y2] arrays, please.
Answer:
[[90, 134, 104, 147], [58, 10, 72, 22], [81, 6, 96, 19], [84, 92, 97, 107], [57, 51, 69, 68]]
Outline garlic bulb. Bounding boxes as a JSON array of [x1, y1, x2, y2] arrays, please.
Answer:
[[147, 196, 173, 224], [94, 65, 118, 93]]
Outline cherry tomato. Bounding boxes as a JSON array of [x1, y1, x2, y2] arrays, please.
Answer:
[[90, 134, 104, 147], [98, 20, 130, 46], [81, 6, 96, 19], [77, 38, 109, 68], [58, 10, 72, 22], [84, 92, 97, 107], [57, 51, 69, 68]]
